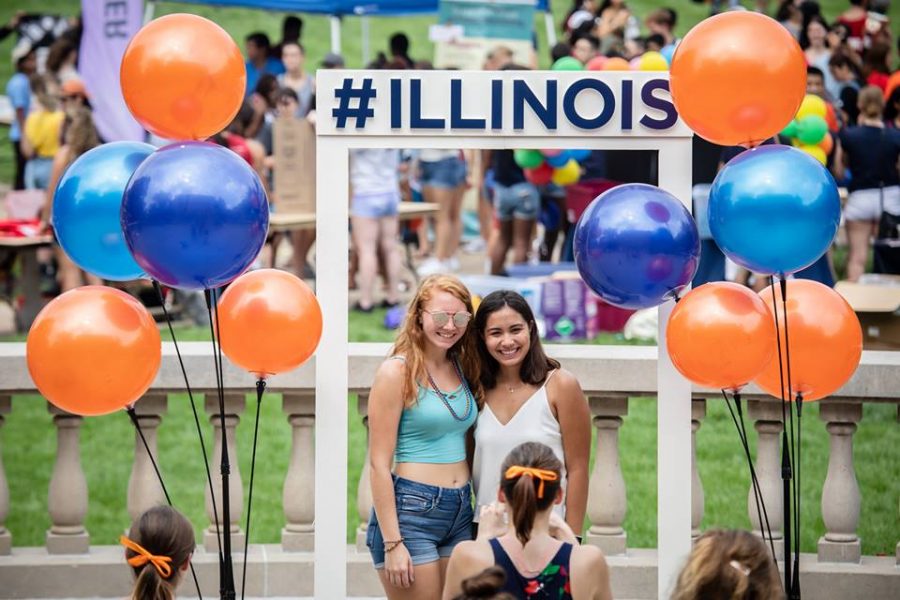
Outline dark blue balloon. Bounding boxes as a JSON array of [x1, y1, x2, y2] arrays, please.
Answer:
[[568, 149, 591, 162], [53, 142, 154, 280], [574, 183, 700, 309], [121, 142, 269, 290], [546, 151, 571, 168], [709, 145, 840, 275]]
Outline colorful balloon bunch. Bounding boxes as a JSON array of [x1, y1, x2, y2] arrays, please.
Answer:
[[779, 95, 838, 165], [582, 51, 669, 72], [514, 148, 591, 186]]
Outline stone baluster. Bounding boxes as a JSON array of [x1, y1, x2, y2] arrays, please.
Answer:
[[282, 392, 315, 551], [586, 396, 628, 555], [818, 402, 862, 563], [691, 399, 706, 539], [0, 395, 10, 554], [356, 393, 373, 551], [747, 400, 784, 557], [46, 404, 89, 553], [127, 394, 169, 522], [204, 392, 245, 552]]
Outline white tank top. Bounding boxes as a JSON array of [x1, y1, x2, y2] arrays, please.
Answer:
[[472, 371, 567, 522]]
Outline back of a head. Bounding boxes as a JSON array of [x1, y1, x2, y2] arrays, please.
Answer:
[[671, 529, 782, 600], [390, 32, 410, 56], [499, 442, 563, 546], [858, 85, 885, 119], [454, 566, 516, 600], [124, 506, 195, 600]]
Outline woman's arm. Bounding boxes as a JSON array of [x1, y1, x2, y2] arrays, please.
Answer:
[[831, 138, 846, 181], [550, 369, 591, 536], [441, 541, 493, 600], [368, 358, 414, 588], [41, 147, 69, 228]]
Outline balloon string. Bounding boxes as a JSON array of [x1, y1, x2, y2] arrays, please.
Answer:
[[152, 281, 224, 569], [793, 393, 804, 599], [204, 288, 235, 599], [241, 379, 266, 600], [769, 276, 792, 595], [779, 279, 801, 600], [721, 390, 777, 563], [126, 406, 204, 600]]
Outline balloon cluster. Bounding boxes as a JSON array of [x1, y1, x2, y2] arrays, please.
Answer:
[[558, 51, 670, 73], [779, 95, 839, 165], [28, 15, 323, 417], [659, 12, 861, 400], [514, 148, 591, 186]]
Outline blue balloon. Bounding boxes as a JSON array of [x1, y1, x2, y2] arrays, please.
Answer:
[[568, 149, 591, 162], [709, 145, 840, 275], [574, 183, 700, 309], [546, 151, 571, 168], [661, 43, 676, 65], [52, 142, 154, 280], [121, 142, 269, 290]]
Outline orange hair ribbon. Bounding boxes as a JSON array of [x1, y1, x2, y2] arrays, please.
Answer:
[[120, 535, 173, 578], [504, 466, 559, 499]]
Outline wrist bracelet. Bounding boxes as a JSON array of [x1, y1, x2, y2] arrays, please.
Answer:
[[384, 539, 404, 553]]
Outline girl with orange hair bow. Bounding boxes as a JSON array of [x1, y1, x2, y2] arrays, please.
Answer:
[[121, 506, 195, 600]]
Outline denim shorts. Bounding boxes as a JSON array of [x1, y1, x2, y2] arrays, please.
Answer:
[[420, 156, 467, 189], [495, 181, 540, 221], [367, 475, 474, 569], [351, 190, 401, 219]]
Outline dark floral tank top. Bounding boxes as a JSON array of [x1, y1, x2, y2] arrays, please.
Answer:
[[489, 538, 574, 599]]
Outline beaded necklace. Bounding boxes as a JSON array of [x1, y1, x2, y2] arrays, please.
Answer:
[[425, 360, 474, 422]]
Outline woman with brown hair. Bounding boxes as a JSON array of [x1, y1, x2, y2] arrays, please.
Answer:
[[366, 274, 482, 599], [443, 442, 611, 600], [121, 506, 195, 600], [671, 529, 782, 600]]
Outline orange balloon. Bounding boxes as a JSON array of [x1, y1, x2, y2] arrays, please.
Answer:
[[27, 287, 161, 416], [602, 57, 631, 71], [754, 280, 862, 402], [819, 131, 834, 155], [670, 12, 806, 147], [216, 269, 323, 378], [667, 282, 776, 391], [120, 14, 245, 140]]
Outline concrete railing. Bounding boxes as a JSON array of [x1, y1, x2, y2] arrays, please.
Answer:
[[0, 343, 897, 598]]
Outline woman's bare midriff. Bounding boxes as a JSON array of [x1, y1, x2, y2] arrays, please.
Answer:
[[395, 461, 470, 488]]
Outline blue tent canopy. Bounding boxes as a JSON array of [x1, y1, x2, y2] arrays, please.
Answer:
[[157, 0, 551, 16]]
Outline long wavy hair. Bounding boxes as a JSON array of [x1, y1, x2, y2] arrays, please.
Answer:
[[391, 274, 482, 408]]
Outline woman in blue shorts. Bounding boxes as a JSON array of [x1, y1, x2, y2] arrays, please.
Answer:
[[417, 150, 468, 275], [484, 149, 540, 275], [367, 274, 482, 598]]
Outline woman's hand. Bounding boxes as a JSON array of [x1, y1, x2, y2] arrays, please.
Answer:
[[549, 512, 578, 544], [385, 542, 415, 588], [477, 502, 509, 539]]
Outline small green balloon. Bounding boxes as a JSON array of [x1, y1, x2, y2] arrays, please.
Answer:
[[796, 115, 828, 145], [552, 56, 584, 71], [514, 149, 545, 169], [780, 120, 798, 139]]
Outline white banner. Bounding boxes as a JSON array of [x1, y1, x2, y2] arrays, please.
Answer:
[[80, 0, 144, 142]]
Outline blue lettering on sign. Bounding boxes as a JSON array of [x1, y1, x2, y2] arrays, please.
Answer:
[[334, 76, 680, 132], [639, 80, 678, 130], [562, 79, 614, 130], [450, 80, 487, 129], [513, 80, 557, 130]]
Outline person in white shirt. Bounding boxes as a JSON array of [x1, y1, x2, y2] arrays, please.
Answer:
[[471, 290, 591, 538]]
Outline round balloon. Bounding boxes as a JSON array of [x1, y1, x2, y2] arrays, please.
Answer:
[[27, 286, 161, 416], [514, 149, 544, 169], [552, 56, 584, 71], [709, 145, 840, 275], [796, 94, 827, 120], [586, 56, 607, 71], [216, 269, 323, 377], [795, 115, 828, 145], [754, 280, 862, 401], [825, 102, 839, 131], [639, 51, 668, 71], [551, 159, 581, 186], [546, 152, 571, 168], [602, 57, 631, 71], [122, 142, 269, 290], [574, 184, 700, 309], [524, 162, 554, 186], [780, 120, 798, 139], [666, 282, 775, 391], [568, 149, 592, 162], [670, 12, 806, 147], [660, 44, 676, 65], [53, 142, 153, 281], [120, 14, 245, 140], [799, 143, 827, 165], [819, 131, 834, 155]]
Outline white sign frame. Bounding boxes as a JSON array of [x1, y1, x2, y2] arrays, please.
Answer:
[[314, 70, 693, 599]]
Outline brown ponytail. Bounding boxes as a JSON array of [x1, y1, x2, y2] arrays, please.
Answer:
[[499, 442, 563, 546], [124, 506, 195, 600]]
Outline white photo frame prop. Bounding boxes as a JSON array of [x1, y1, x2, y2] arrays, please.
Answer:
[[314, 70, 694, 599]]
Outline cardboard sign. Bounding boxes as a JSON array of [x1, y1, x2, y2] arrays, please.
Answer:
[[273, 116, 316, 214]]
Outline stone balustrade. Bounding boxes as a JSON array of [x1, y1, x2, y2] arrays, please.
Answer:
[[0, 343, 897, 598]]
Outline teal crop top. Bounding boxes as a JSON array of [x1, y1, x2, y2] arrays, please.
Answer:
[[392, 359, 476, 464]]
